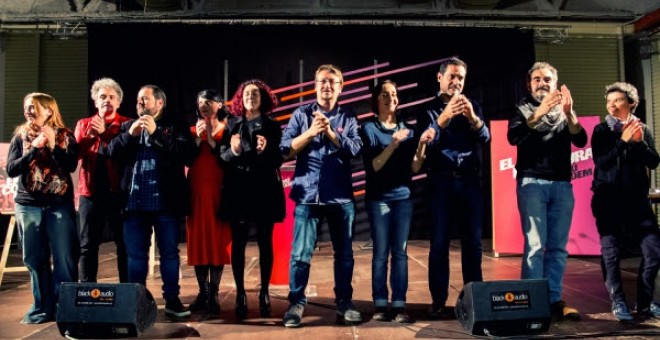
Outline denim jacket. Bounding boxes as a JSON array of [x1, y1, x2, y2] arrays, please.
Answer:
[[280, 102, 362, 204]]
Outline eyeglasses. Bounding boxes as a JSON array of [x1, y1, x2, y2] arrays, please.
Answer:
[[606, 97, 628, 105], [315, 79, 341, 86]]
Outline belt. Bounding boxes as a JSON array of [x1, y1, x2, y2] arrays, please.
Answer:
[[435, 170, 477, 178]]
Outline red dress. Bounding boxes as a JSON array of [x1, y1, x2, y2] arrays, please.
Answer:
[[186, 126, 231, 265]]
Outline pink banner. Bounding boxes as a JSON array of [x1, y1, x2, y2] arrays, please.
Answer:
[[0, 144, 17, 214], [490, 117, 601, 256], [270, 165, 295, 285]]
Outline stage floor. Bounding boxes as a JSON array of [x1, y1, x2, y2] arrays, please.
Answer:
[[0, 240, 659, 339]]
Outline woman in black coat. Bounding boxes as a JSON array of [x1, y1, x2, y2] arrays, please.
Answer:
[[219, 79, 285, 319]]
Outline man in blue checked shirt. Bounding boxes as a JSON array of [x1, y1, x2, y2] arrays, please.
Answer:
[[280, 64, 363, 328], [101, 85, 195, 319]]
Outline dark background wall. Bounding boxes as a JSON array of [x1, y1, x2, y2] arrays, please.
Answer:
[[87, 23, 535, 241]]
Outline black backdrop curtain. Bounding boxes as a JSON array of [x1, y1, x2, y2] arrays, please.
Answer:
[[88, 23, 534, 241]]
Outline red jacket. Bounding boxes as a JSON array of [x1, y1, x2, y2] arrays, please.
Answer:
[[75, 112, 131, 197]]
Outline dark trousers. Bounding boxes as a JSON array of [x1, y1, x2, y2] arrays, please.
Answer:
[[78, 194, 127, 283], [230, 220, 274, 293], [428, 174, 483, 306], [592, 188, 660, 309]]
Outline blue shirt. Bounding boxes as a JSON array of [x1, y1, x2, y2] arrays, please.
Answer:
[[280, 102, 362, 204], [126, 131, 163, 212], [360, 118, 416, 201], [417, 94, 490, 175]]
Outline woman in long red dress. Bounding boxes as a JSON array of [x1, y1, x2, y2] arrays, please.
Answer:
[[186, 89, 232, 315]]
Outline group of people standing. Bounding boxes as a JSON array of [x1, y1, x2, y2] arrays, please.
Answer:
[[7, 58, 659, 327], [10, 79, 286, 323]]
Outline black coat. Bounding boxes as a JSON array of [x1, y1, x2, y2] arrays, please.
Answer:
[[591, 121, 660, 196], [591, 120, 660, 234], [100, 115, 195, 216], [218, 115, 286, 223]]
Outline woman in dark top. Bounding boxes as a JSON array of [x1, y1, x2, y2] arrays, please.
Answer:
[[359, 80, 426, 323], [591, 82, 660, 320], [7, 92, 78, 324], [219, 79, 285, 319]]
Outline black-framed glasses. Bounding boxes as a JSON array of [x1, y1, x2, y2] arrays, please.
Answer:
[[315, 79, 341, 86]]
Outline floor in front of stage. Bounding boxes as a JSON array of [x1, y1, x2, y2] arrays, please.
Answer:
[[0, 240, 659, 339]]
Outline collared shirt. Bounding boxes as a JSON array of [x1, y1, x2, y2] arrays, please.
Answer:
[[280, 102, 362, 204], [417, 94, 490, 176], [126, 131, 162, 212]]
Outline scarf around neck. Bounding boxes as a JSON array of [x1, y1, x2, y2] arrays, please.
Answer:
[[605, 114, 638, 132], [20, 125, 70, 195], [518, 96, 567, 141]]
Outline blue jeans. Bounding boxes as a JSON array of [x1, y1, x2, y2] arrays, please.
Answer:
[[123, 212, 183, 301], [288, 202, 355, 306], [367, 199, 413, 308], [428, 174, 483, 306], [15, 202, 78, 323], [600, 233, 660, 308], [592, 187, 660, 309], [517, 177, 574, 303]]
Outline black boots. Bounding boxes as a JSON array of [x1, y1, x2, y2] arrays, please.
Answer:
[[208, 284, 220, 315], [189, 283, 209, 313], [235, 290, 270, 319], [259, 291, 272, 317], [236, 292, 248, 319], [190, 282, 220, 315]]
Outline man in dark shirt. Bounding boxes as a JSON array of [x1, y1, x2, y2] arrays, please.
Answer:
[[417, 57, 490, 318], [103, 85, 194, 318], [507, 62, 587, 321]]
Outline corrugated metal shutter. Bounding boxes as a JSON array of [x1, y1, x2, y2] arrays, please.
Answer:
[[651, 49, 660, 187], [535, 36, 620, 118], [3, 33, 40, 141], [2, 32, 87, 141], [40, 37, 88, 130]]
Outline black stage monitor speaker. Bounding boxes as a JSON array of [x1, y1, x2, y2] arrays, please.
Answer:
[[455, 279, 551, 336], [56, 282, 157, 338]]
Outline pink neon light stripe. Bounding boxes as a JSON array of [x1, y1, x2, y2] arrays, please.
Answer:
[[337, 82, 418, 107], [278, 57, 452, 102], [343, 57, 453, 87], [273, 86, 369, 113], [352, 171, 365, 178], [272, 62, 390, 94], [399, 96, 435, 109]]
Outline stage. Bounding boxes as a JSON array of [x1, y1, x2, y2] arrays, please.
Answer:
[[0, 240, 658, 339]]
